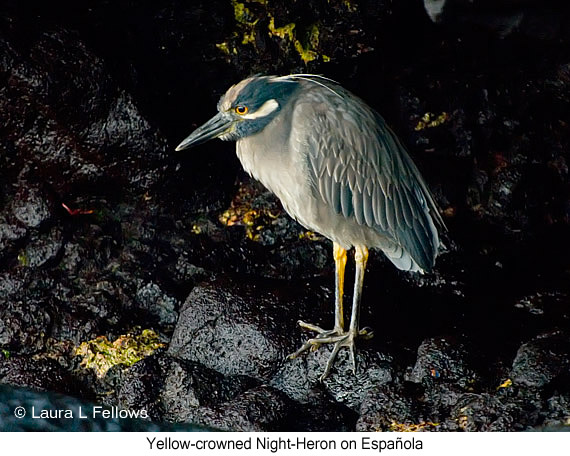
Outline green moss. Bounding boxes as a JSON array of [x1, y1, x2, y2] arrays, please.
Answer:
[[75, 328, 164, 378]]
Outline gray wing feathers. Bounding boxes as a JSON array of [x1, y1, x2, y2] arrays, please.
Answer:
[[372, 186, 388, 229], [363, 185, 375, 227], [340, 185, 353, 217], [330, 180, 342, 213], [298, 86, 443, 272]]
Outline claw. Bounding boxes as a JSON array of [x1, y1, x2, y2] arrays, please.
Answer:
[[289, 320, 373, 379], [320, 341, 343, 381], [297, 320, 326, 333], [349, 344, 356, 374]]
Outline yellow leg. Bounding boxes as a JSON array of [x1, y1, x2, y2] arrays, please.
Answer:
[[333, 242, 347, 332], [349, 245, 369, 335], [289, 244, 373, 380]]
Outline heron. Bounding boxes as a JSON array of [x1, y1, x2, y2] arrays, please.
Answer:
[[176, 74, 445, 379]]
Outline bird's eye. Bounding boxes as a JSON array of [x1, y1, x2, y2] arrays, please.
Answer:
[[235, 105, 248, 115]]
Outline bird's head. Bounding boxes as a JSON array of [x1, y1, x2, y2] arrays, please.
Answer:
[[175, 75, 300, 151]]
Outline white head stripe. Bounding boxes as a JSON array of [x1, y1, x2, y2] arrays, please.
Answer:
[[243, 99, 279, 119]]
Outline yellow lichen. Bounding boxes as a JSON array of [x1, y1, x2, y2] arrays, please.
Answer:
[[232, 0, 247, 23], [242, 23, 259, 44], [215, 41, 234, 55], [295, 23, 320, 64], [415, 112, 450, 131], [389, 421, 440, 432], [457, 414, 469, 430], [268, 17, 323, 64], [299, 231, 323, 241], [219, 181, 282, 242], [327, 0, 358, 12], [220, 207, 264, 241], [75, 328, 165, 378], [341, 0, 358, 12], [294, 40, 317, 63], [497, 378, 513, 390], [17, 251, 28, 266], [231, 1, 259, 45], [307, 24, 320, 49], [268, 17, 296, 40], [224, 2, 332, 64]]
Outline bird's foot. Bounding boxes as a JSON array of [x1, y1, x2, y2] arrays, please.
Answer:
[[287, 320, 373, 380]]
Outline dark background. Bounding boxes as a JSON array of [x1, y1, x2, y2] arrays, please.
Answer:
[[0, 0, 569, 431]]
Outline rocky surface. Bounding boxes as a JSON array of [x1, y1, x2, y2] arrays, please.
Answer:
[[0, 0, 569, 431]]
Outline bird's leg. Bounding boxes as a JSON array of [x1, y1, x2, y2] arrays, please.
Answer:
[[297, 242, 346, 334], [346, 245, 373, 372], [316, 246, 373, 379], [290, 243, 347, 356], [333, 242, 347, 332], [288, 244, 373, 379]]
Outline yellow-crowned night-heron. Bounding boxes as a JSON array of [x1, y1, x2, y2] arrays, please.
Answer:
[[176, 74, 445, 379]]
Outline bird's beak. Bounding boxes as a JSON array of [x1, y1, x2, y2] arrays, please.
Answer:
[[175, 112, 233, 151]]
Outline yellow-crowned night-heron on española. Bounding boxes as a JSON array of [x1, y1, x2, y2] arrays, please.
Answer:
[[176, 75, 445, 379]]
